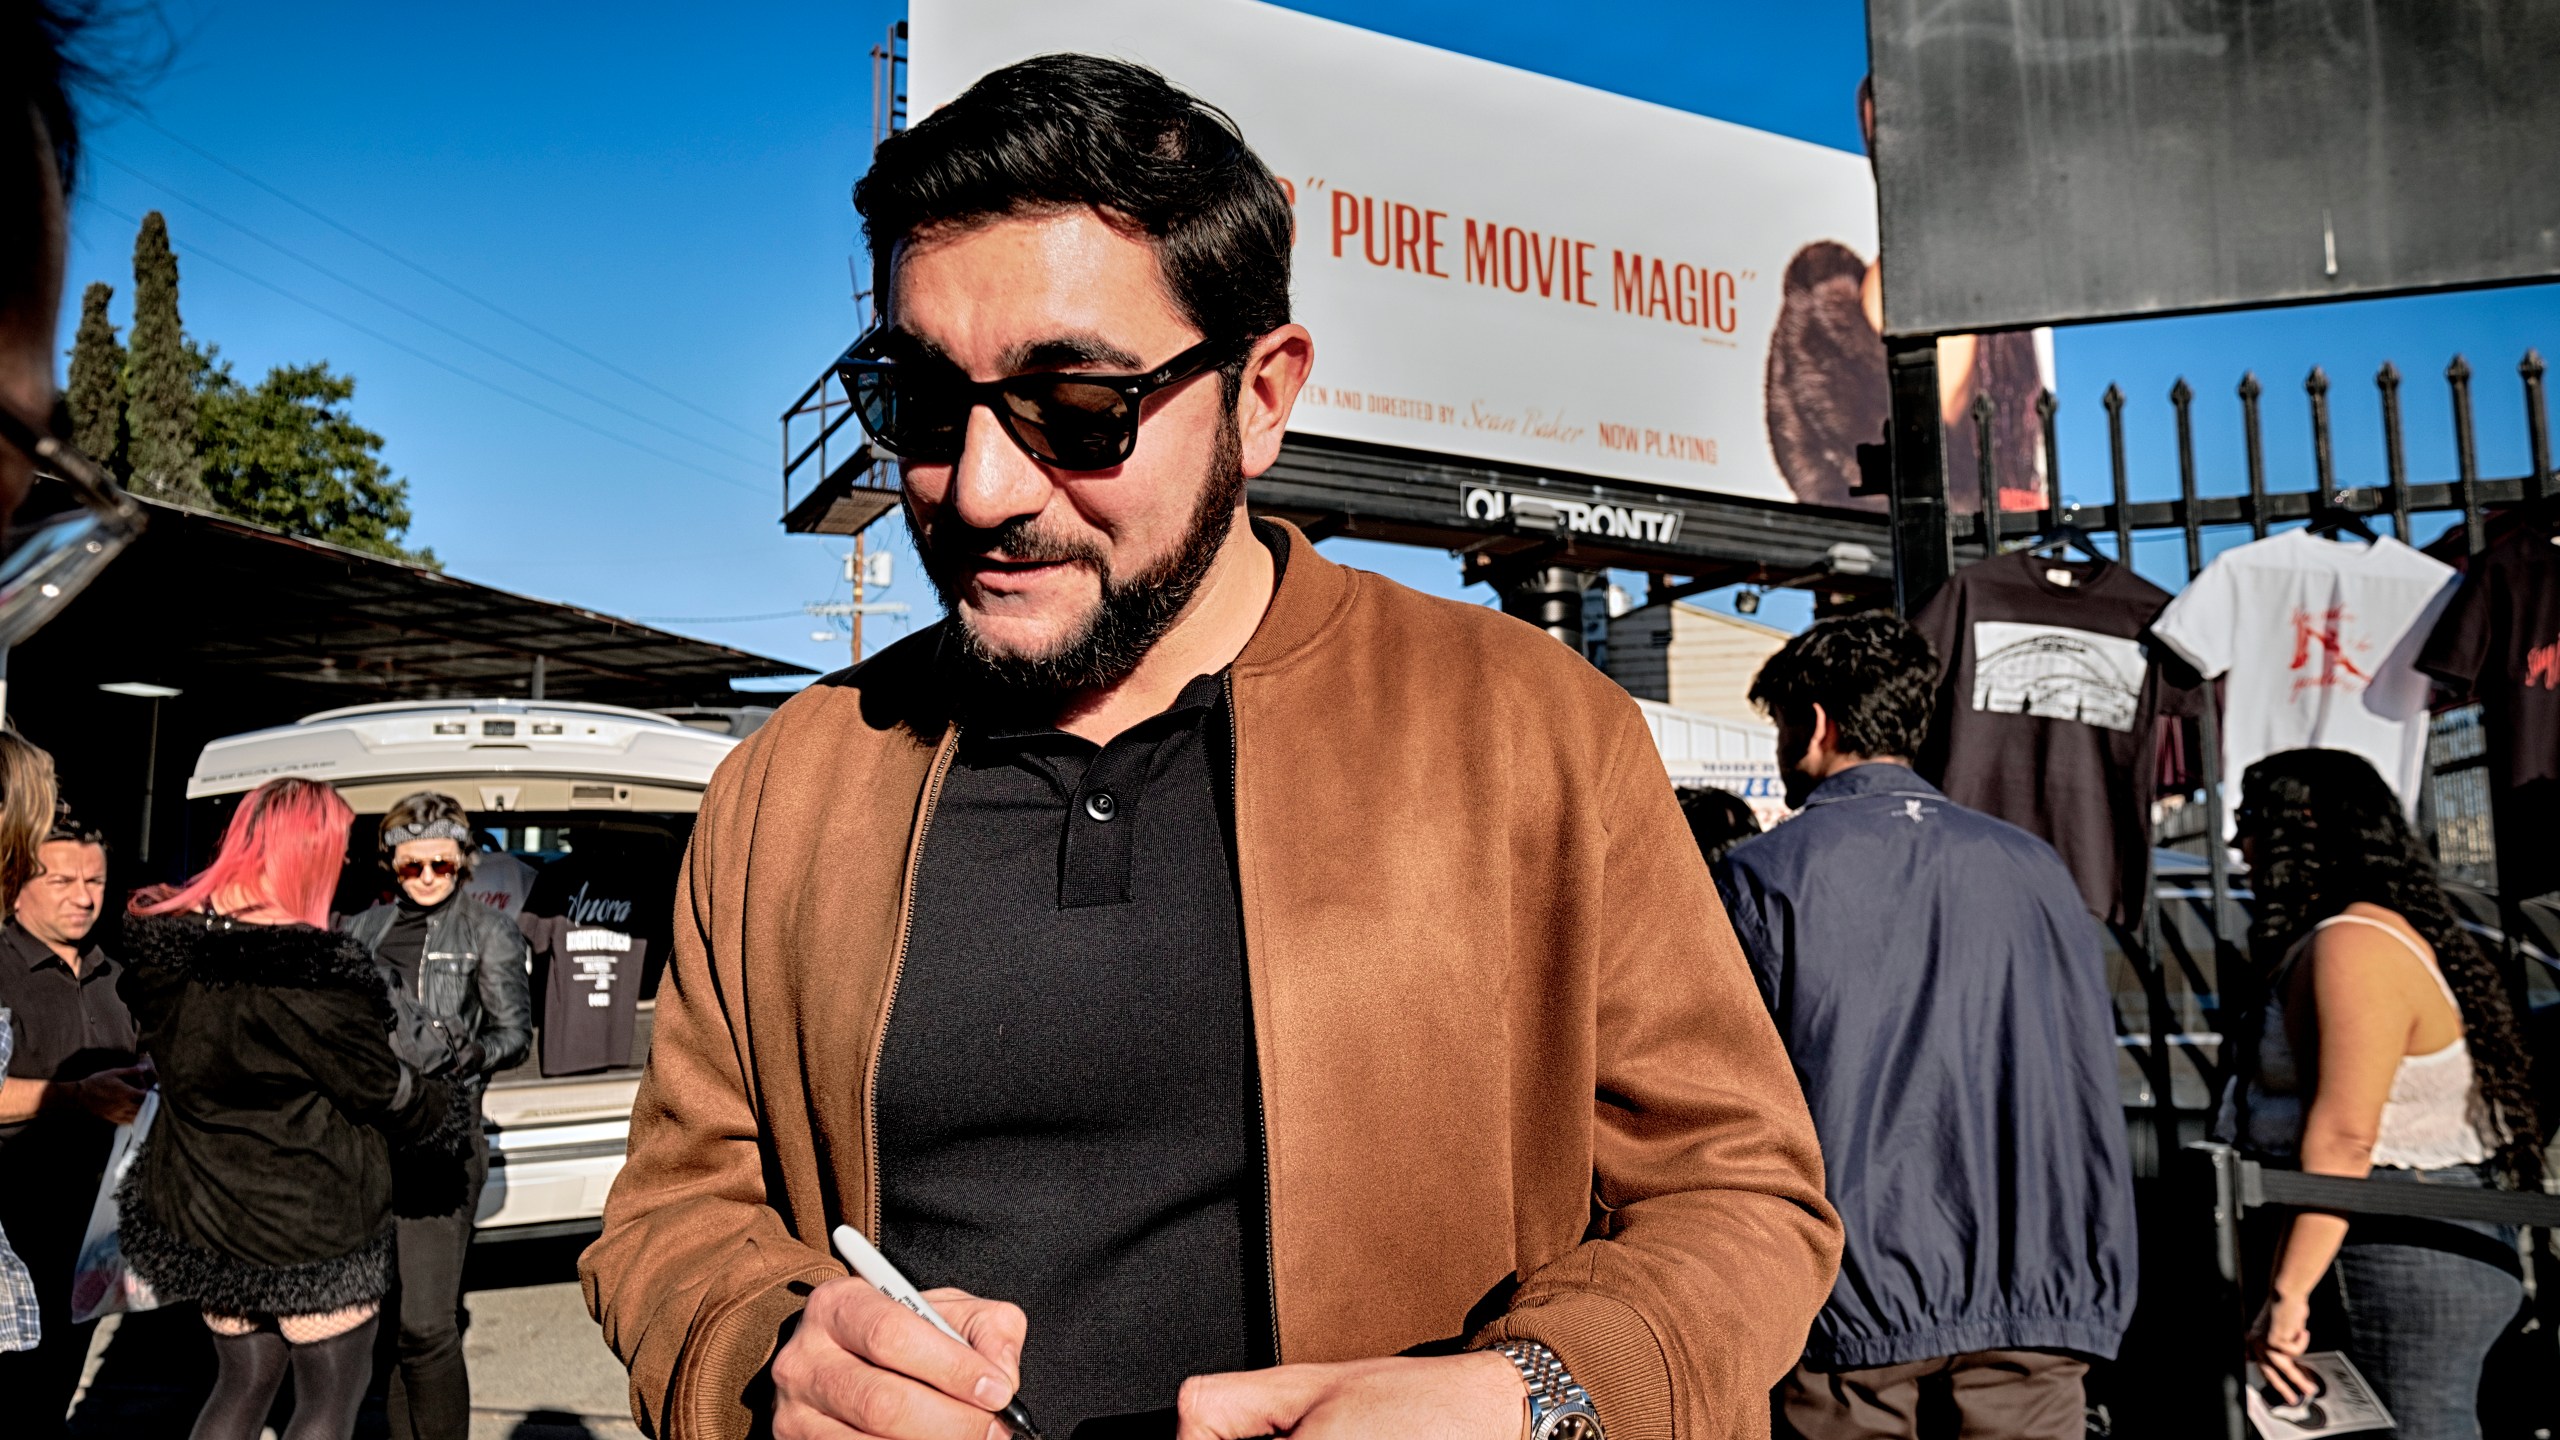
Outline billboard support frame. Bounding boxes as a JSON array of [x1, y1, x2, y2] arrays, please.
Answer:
[[1884, 335, 1951, 614]]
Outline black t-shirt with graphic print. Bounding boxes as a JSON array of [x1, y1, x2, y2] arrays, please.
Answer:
[[1915, 551, 2195, 925]]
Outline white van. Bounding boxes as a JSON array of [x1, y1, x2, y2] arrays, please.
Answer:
[[184, 699, 752, 1240]]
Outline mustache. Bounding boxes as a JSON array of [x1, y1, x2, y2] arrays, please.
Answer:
[[920, 515, 1110, 579]]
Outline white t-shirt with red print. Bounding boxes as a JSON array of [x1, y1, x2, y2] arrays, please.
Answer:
[[2152, 528, 2458, 825]]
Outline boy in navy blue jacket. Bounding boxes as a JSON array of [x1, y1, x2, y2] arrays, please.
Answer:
[[1715, 612, 2136, 1440]]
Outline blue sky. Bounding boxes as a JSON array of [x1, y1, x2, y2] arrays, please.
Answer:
[[55, 1, 2560, 673]]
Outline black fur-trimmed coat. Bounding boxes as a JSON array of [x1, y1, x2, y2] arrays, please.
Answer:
[[115, 912, 475, 1317]]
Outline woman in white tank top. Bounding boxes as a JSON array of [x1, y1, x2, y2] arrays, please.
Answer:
[[2225, 750, 2541, 1440]]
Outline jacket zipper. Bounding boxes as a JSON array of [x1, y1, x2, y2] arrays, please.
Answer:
[[1225, 671, 1282, 1364], [865, 730, 961, 1240]]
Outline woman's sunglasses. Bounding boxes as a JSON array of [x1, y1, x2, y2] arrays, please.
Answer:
[[393, 858, 462, 881], [835, 329, 1249, 472]]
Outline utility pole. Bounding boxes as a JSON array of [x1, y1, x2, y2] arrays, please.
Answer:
[[806, 538, 908, 665]]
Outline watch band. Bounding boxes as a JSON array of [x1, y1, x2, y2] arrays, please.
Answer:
[[1492, 1339, 1605, 1440]]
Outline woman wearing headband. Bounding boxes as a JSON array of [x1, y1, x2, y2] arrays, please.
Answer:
[[339, 790, 531, 1440]]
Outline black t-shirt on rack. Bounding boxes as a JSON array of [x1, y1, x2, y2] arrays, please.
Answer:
[[1915, 550, 2196, 925], [2418, 504, 2560, 899]]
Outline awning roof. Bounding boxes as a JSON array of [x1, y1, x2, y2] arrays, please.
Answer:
[[14, 500, 812, 711]]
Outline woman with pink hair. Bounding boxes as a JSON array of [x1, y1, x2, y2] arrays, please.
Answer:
[[116, 777, 472, 1440]]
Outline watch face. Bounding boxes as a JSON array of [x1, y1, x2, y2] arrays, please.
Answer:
[[1546, 1414, 1601, 1440]]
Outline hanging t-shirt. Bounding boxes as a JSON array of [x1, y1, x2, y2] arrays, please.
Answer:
[[465, 849, 537, 921], [2152, 529, 2458, 826], [2417, 503, 2560, 899], [1915, 550, 2193, 924], [522, 845, 666, 1076], [521, 913, 646, 1076]]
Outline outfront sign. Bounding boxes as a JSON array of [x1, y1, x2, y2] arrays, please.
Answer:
[[906, 0, 1882, 506]]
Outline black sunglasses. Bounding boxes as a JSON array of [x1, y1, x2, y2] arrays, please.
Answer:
[[835, 329, 1249, 472], [0, 399, 146, 652]]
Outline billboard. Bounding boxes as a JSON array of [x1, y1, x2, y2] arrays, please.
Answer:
[[1869, 0, 2560, 336], [907, 0, 1949, 510]]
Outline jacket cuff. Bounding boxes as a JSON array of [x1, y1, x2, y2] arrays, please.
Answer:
[[1482, 1290, 1678, 1440], [677, 1267, 837, 1440]]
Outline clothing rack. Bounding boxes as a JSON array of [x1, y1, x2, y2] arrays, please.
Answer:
[[1919, 349, 2555, 1438]]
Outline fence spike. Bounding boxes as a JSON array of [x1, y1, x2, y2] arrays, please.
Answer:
[[2035, 388, 2061, 529], [2378, 361, 2409, 539], [2448, 356, 2483, 555], [2238, 373, 2267, 538], [2104, 385, 2131, 561], [1972, 391, 2000, 553], [2173, 379, 2202, 576], [2525, 349, 2552, 502], [2307, 365, 2337, 504]]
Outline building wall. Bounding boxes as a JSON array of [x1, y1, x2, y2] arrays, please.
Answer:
[[1606, 601, 1790, 723]]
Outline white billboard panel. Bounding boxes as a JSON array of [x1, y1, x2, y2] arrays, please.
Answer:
[[906, 0, 1905, 507]]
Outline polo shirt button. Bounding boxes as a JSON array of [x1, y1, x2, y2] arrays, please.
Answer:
[[1084, 792, 1118, 822]]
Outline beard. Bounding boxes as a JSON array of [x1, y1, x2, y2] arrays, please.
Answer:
[[908, 410, 1246, 715]]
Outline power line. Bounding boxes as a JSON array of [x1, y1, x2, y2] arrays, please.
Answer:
[[132, 113, 772, 445], [92, 150, 767, 470], [81, 198, 771, 498]]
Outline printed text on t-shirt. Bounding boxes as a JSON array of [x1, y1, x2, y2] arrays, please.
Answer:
[[562, 882, 632, 927], [2528, 635, 2559, 691]]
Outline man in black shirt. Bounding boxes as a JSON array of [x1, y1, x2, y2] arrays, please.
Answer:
[[587, 52, 1838, 1440], [0, 823, 142, 1435]]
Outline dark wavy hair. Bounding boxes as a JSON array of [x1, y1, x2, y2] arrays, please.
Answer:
[[1747, 610, 1938, 760], [2238, 748, 2543, 1186], [853, 52, 1292, 385]]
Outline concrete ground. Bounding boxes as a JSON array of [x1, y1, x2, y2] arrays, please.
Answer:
[[68, 1234, 641, 1439], [462, 1280, 643, 1440]]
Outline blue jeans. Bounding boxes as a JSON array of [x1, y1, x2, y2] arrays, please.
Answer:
[[2327, 1163, 2523, 1440]]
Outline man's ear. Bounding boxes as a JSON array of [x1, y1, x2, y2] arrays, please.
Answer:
[[1804, 701, 1836, 763], [1234, 324, 1314, 480]]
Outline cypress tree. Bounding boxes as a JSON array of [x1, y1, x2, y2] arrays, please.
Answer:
[[125, 212, 210, 504], [65, 282, 129, 478]]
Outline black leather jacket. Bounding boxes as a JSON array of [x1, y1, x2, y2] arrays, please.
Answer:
[[341, 893, 533, 1083]]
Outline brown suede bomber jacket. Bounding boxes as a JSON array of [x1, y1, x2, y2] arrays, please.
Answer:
[[579, 522, 1841, 1440]]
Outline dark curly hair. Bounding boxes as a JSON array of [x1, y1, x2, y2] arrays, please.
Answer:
[[854, 52, 1292, 380], [2238, 747, 2543, 1186], [1747, 610, 1939, 760]]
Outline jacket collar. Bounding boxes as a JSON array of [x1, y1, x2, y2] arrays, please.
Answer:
[[1801, 762, 1944, 808], [126, 911, 381, 997], [1233, 518, 1352, 678]]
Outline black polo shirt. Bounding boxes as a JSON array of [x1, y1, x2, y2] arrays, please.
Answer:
[[878, 667, 1270, 1438], [0, 918, 139, 1254]]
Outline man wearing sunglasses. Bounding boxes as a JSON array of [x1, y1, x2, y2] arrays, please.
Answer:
[[586, 53, 1838, 1440]]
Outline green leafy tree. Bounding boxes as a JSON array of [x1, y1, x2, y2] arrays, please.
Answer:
[[195, 345, 437, 567], [125, 212, 210, 504], [65, 282, 129, 477]]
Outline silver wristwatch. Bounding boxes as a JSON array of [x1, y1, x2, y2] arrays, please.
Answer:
[[1492, 1340, 1605, 1440]]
